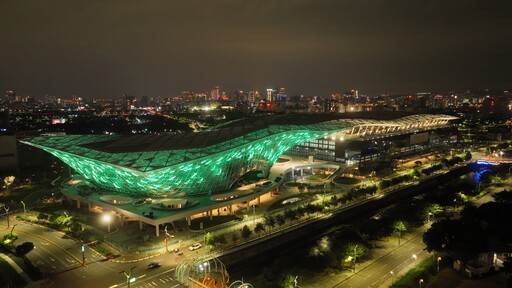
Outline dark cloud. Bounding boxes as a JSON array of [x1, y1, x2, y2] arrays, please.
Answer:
[[1, 0, 511, 98]]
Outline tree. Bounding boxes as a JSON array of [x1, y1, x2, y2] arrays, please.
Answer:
[[343, 242, 367, 272], [2, 233, 18, 247], [424, 203, 443, 222], [392, 221, 407, 246], [254, 223, 265, 235], [241, 225, 252, 240], [493, 190, 512, 203], [16, 242, 34, 256], [284, 209, 298, 222], [231, 232, 239, 245], [205, 232, 214, 249], [275, 214, 286, 227], [263, 215, 276, 232], [213, 234, 227, 245]]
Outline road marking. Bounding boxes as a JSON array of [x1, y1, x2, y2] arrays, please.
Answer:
[[159, 279, 166, 283], [171, 284, 180, 288], [40, 241, 49, 246], [50, 257, 55, 262]]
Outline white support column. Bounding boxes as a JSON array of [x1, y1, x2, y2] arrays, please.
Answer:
[[155, 225, 159, 237], [187, 217, 191, 226], [139, 221, 143, 230], [209, 210, 213, 220], [257, 196, 261, 205]]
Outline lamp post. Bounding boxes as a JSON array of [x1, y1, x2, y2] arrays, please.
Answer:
[[10, 224, 18, 236], [102, 213, 112, 233], [353, 244, 358, 273], [437, 256, 442, 272], [81, 240, 85, 266], [20, 201, 26, 213], [252, 203, 256, 223], [412, 254, 417, 261], [2, 205, 9, 228], [390, 271, 395, 284], [120, 266, 136, 288], [419, 278, 424, 288]]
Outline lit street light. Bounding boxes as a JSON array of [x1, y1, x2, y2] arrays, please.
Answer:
[[412, 254, 417, 261], [120, 266, 137, 288], [437, 256, 442, 272], [103, 213, 112, 233], [419, 278, 424, 288], [390, 271, 395, 283]]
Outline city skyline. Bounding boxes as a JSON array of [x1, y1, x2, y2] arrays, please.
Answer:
[[1, 0, 511, 99]]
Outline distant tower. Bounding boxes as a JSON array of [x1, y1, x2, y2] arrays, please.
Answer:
[[5, 90, 16, 102], [266, 89, 273, 102], [211, 86, 221, 100]]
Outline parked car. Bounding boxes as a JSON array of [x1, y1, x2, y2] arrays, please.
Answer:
[[189, 243, 202, 251]]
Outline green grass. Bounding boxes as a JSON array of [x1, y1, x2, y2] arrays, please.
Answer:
[[333, 177, 361, 185], [0, 255, 27, 288]]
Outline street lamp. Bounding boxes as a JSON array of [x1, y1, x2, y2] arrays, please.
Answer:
[[437, 256, 442, 272], [102, 213, 112, 233], [390, 271, 395, 283], [120, 266, 137, 288], [419, 278, 424, 288], [20, 201, 26, 213], [2, 205, 10, 228], [353, 244, 358, 273], [412, 254, 417, 261], [10, 224, 18, 236], [252, 203, 256, 223]]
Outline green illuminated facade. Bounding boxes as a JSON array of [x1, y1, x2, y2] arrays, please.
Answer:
[[21, 113, 456, 196]]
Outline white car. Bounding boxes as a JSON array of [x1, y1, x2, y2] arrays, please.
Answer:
[[189, 243, 202, 251]]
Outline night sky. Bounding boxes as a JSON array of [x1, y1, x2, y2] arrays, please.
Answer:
[[1, 0, 511, 98]]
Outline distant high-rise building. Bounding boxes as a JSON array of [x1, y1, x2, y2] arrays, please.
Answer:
[[211, 86, 221, 100], [266, 89, 273, 102], [5, 90, 16, 102], [123, 94, 136, 110]]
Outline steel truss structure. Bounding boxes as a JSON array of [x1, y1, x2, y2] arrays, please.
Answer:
[[21, 113, 457, 197]]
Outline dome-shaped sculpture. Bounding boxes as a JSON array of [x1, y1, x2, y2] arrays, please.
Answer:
[[175, 256, 229, 288]]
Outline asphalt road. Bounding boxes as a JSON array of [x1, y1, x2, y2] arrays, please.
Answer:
[[2, 216, 186, 288]]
